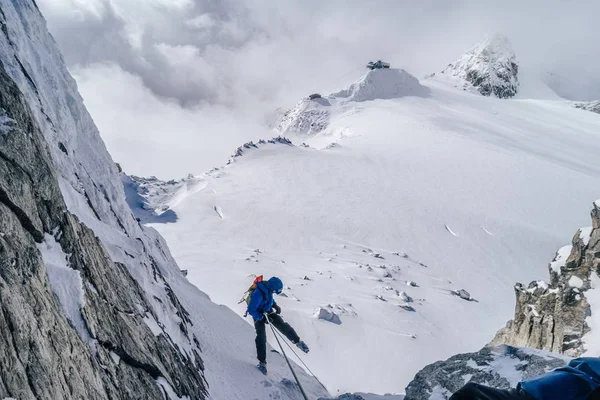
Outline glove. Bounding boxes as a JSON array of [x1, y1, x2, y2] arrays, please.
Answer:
[[272, 303, 281, 315]]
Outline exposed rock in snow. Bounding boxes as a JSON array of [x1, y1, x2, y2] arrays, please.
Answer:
[[399, 291, 413, 303], [314, 307, 342, 325], [549, 245, 572, 274], [398, 305, 416, 312], [491, 202, 600, 356], [452, 289, 472, 301], [276, 96, 331, 135], [228, 137, 294, 162], [575, 100, 600, 115], [404, 345, 568, 400], [437, 34, 519, 99], [331, 68, 429, 102]]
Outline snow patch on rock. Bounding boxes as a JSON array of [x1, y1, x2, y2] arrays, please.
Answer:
[[583, 273, 600, 355], [568, 276, 584, 289], [38, 234, 89, 343], [550, 245, 572, 274], [0, 114, 15, 134], [579, 226, 593, 246], [575, 101, 600, 115]]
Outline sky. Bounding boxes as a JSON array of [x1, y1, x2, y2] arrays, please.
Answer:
[[37, 0, 600, 179]]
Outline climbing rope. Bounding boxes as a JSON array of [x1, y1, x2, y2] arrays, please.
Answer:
[[265, 314, 309, 400], [271, 327, 328, 392]]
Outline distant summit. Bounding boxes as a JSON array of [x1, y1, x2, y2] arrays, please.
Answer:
[[277, 67, 428, 135], [438, 34, 519, 99], [332, 68, 429, 102]]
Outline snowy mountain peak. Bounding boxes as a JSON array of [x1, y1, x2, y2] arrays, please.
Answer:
[[470, 33, 515, 58], [438, 33, 519, 98], [277, 68, 428, 136], [331, 68, 429, 102]]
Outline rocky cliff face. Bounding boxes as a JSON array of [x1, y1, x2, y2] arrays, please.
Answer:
[[490, 202, 600, 356], [438, 34, 519, 99], [400, 203, 599, 399], [403, 345, 568, 400], [0, 53, 206, 400], [0, 1, 208, 398]]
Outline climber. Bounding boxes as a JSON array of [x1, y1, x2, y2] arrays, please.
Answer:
[[450, 357, 600, 400], [246, 276, 310, 375]]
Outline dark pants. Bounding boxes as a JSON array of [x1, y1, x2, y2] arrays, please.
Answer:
[[255, 313, 300, 363], [450, 383, 532, 400]]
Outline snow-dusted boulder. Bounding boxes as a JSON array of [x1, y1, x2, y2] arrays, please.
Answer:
[[314, 307, 342, 325], [439, 34, 519, 99], [331, 68, 429, 102], [404, 345, 568, 400], [490, 202, 600, 356], [452, 289, 472, 301], [399, 291, 413, 303]]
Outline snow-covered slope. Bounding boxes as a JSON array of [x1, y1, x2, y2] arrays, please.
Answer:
[[331, 68, 429, 102], [0, 1, 327, 399], [432, 34, 519, 99], [278, 69, 428, 137], [131, 68, 600, 395]]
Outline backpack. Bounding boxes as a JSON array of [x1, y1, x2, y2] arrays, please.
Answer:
[[239, 275, 263, 316]]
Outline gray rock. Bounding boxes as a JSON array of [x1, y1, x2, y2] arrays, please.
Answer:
[[399, 291, 413, 303], [440, 34, 519, 99], [575, 101, 600, 115], [0, 16, 206, 399], [452, 289, 472, 301], [404, 345, 568, 400], [490, 203, 600, 356], [314, 307, 342, 325]]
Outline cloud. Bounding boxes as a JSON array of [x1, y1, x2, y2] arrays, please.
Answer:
[[71, 63, 269, 179], [37, 0, 600, 177]]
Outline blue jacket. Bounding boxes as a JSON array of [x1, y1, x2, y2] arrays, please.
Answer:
[[247, 277, 283, 321], [519, 357, 600, 400]]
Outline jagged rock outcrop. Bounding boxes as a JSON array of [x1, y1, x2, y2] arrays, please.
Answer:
[[575, 101, 600, 115], [0, 34, 207, 400], [403, 345, 568, 400], [490, 202, 600, 356], [438, 34, 519, 99], [0, 1, 209, 398]]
